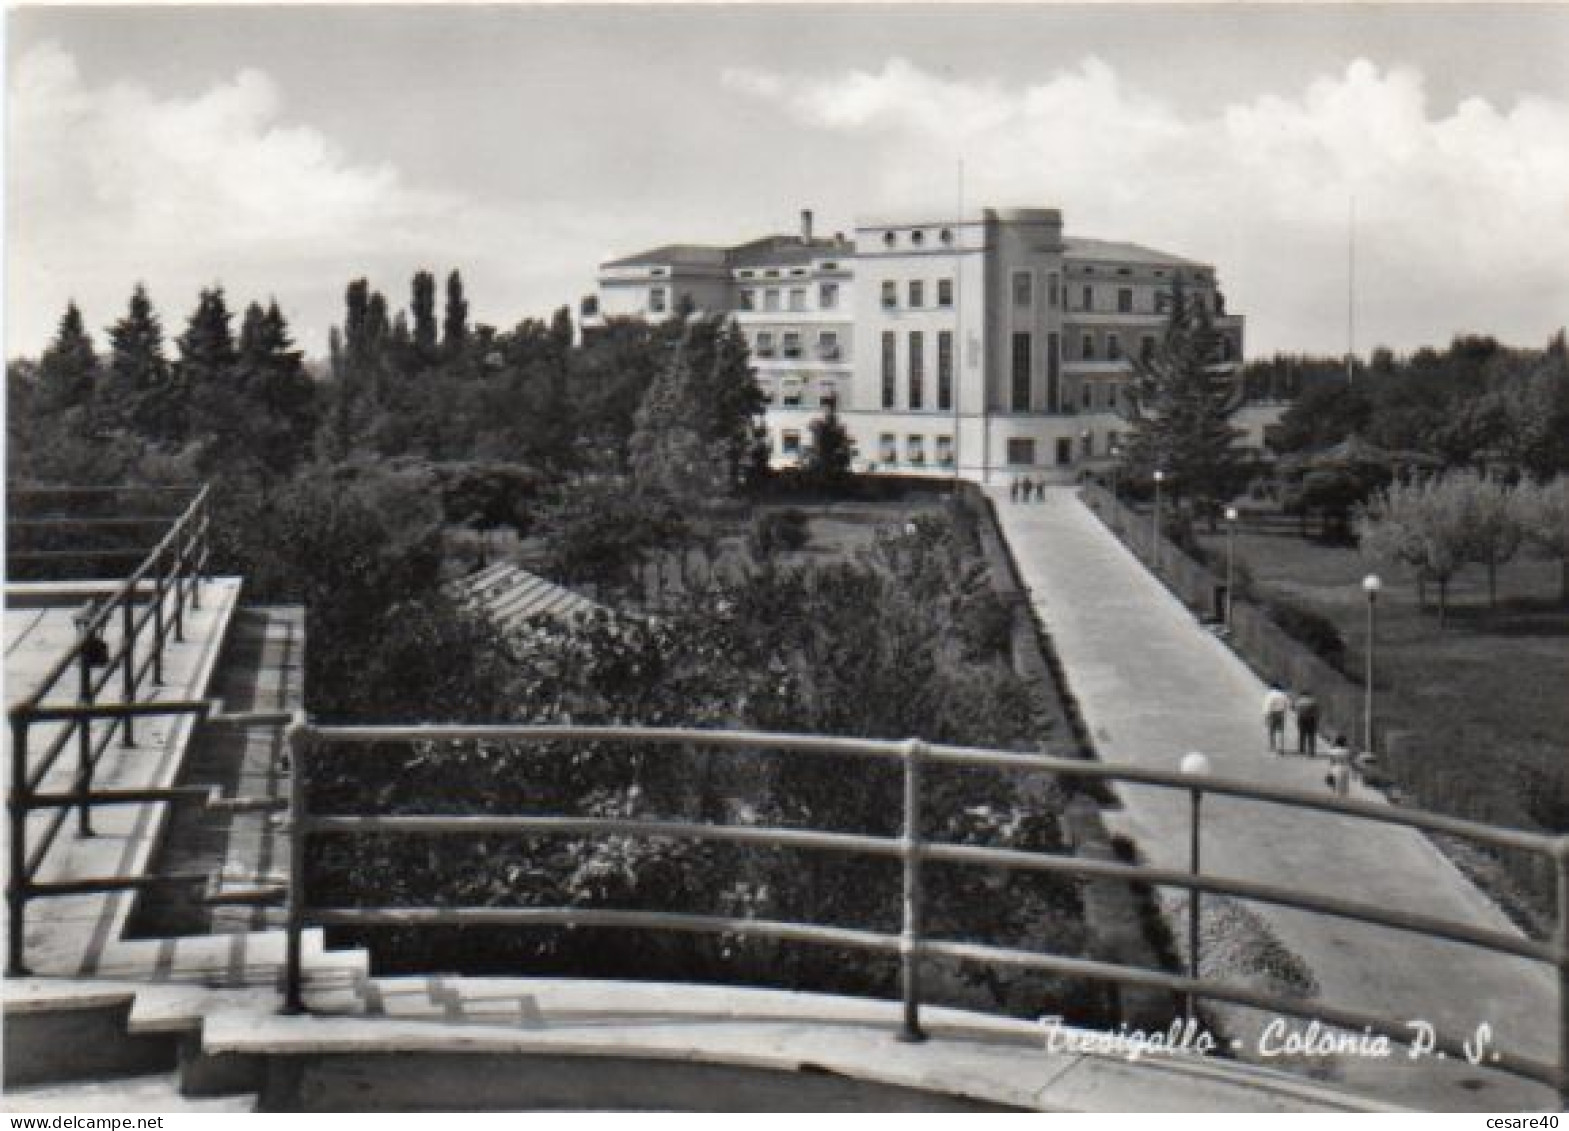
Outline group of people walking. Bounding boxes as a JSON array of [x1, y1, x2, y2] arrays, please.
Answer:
[[1262, 682, 1379, 797], [1010, 476, 1048, 503]]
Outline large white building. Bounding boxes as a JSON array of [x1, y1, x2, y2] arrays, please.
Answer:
[[586, 207, 1245, 483]]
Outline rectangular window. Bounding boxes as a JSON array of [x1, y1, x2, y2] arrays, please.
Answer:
[[1013, 271, 1033, 308], [1046, 331, 1060, 413], [1082, 333, 1095, 361], [879, 432, 897, 464], [782, 331, 802, 359], [819, 282, 839, 309], [1007, 438, 1036, 466], [936, 435, 954, 465], [781, 380, 803, 408], [782, 430, 801, 457], [881, 280, 897, 309], [1118, 287, 1133, 314], [819, 381, 838, 408], [908, 331, 924, 410], [881, 331, 896, 409], [907, 435, 925, 464], [1056, 437, 1072, 466], [738, 290, 755, 312], [1156, 291, 1171, 314], [1081, 284, 1093, 312], [1082, 382, 1093, 410], [818, 330, 840, 360], [937, 331, 953, 411], [1048, 273, 1060, 309], [789, 288, 806, 312], [649, 287, 667, 314], [1011, 331, 1032, 412], [1107, 333, 1122, 361], [937, 278, 954, 307], [755, 332, 775, 358], [909, 280, 924, 308], [764, 289, 781, 312], [1141, 335, 1157, 362]]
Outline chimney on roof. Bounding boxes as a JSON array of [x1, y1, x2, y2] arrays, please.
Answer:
[[800, 209, 814, 244]]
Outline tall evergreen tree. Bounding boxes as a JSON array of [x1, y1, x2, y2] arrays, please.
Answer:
[[410, 270, 438, 361], [1119, 277, 1243, 507], [180, 287, 240, 451], [38, 302, 99, 415], [106, 283, 172, 441], [232, 300, 318, 475], [443, 270, 469, 357]]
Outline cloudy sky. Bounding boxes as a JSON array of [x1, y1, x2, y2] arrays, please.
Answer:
[[7, 3, 1569, 360]]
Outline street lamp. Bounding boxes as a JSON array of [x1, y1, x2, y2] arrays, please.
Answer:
[[1362, 574, 1382, 753], [1179, 750, 1211, 1021], [1225, 506, 1240, 627], [1152, 470, 1167, 569]]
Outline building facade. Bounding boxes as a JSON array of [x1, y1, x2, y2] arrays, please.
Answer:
[[586, 207, 1245, 483]]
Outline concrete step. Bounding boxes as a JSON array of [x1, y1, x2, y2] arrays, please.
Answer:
[[3, 1071, 257, 1113]]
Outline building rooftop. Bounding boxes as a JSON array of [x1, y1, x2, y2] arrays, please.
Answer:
[[603, 235, 851, 272], [1064, 236, 1206, 269]]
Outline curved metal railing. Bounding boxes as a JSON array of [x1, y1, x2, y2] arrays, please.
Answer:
[[281, 721, 1569, 1103]]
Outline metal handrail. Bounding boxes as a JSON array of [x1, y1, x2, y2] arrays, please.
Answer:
[[283, 720, 1569, 1104], [5, 484, 212, 977]]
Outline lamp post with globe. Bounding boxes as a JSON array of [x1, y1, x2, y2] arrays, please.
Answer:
[[1363, 574, 1382, 752]]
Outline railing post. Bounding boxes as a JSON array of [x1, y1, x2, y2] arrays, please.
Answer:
[[74, 611, 96, 837], [898, 738, 927, 1043], [151, 565, 166, 686], [1556, 837, 1569, 1109], [190, 495, 204, 612], [282, 714, 310, 1015], [7, 714, 31, 976], [171, 541, 186, 645], [120, 596, 137, 748]]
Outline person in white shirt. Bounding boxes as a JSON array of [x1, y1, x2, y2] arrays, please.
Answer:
[[1262, 683, 1291, 754]]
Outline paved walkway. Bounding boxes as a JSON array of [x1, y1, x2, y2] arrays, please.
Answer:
[[992, 487, 1557, 1110]]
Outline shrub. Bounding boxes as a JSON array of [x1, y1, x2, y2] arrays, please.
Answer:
[[748, 507, 810, 556], [1264, 596, 1347, 669]]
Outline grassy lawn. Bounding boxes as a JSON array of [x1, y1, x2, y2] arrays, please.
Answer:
[[1197, 525, 1569, 919]]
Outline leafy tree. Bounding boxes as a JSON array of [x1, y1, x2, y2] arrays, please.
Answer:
[[1119, 277, 1243, 507], [1520, 477, 1569, 606], [629, 327, 728, 499], [1452, 472, 1526, 609], [1272, 378, 1372, 455], [1359, 477, 1469, 625], [38, 302, 99, 415]]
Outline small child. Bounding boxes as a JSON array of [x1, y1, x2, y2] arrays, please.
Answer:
[[1325, 734, 1352, 797]]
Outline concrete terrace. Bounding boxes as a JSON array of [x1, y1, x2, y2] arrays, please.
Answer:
[[991, 485, 1558, 1110]]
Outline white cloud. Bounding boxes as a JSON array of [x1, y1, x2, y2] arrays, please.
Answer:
[[6, 43, 484, 355], [724, 57, 1569, 354]]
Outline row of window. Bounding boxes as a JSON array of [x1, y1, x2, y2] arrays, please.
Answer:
[[879, 277, 955, 310], [763, 378, 839, 409], [739, 282, 840, 313], [752, 329, 841, 360], [737, 263, 839, 281], [1006, 430, 1122, 467], [880, 330, 955, 412], [878, 228, 956, 250], [1010, 272, 1227, 317], [878, 433, 955, 466]]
